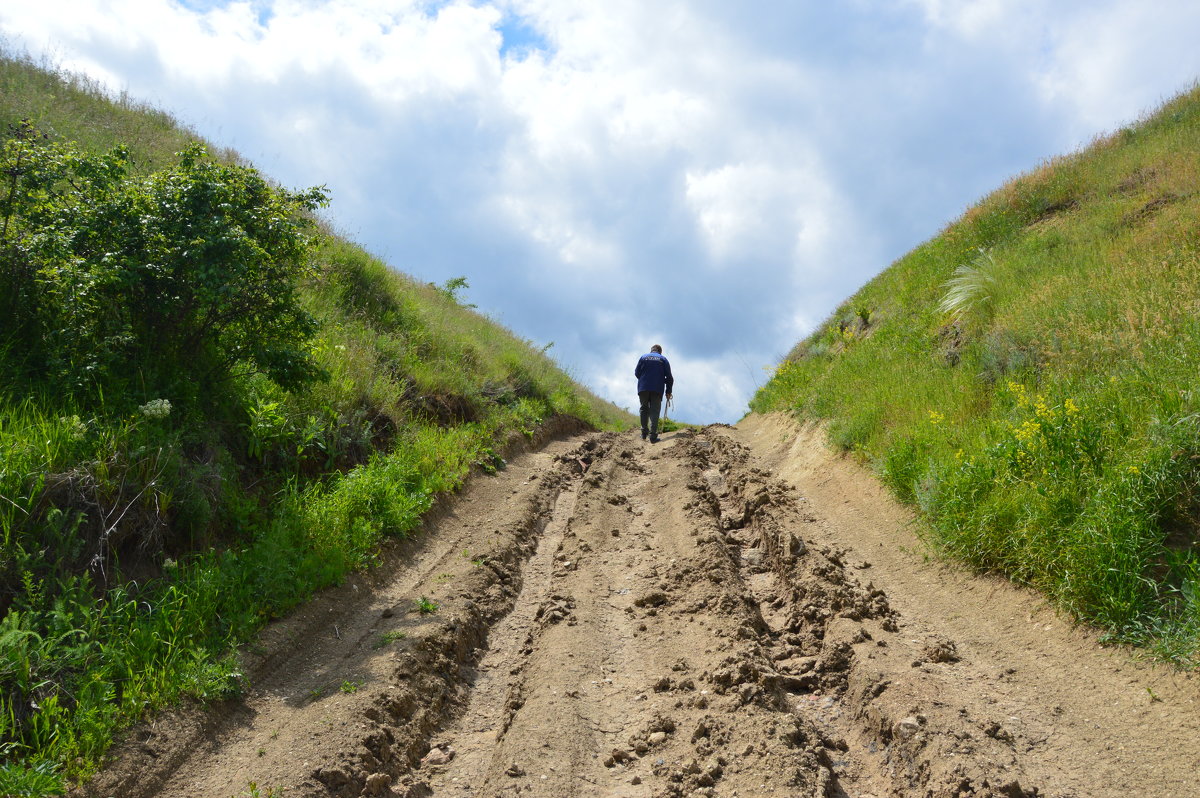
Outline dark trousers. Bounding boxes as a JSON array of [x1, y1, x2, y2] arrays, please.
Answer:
[[639, 391, 663, 436]]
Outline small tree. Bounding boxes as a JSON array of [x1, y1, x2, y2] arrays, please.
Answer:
[[0, 121, 329, 404], [437, 275, 476, 308]]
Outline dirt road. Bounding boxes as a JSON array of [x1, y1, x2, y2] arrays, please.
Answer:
[[80, 416, 1200, 798]]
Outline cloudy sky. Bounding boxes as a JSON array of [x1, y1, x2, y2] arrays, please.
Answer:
[[4, 1, 1199, 422]]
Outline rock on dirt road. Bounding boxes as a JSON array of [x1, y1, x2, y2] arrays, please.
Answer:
[[77, 416, 1200, 798]]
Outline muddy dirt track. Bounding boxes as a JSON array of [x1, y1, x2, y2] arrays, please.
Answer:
[[79, 415, 1200, 798]]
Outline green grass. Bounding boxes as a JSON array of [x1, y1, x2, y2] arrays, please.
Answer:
[[0, 48, 631, 794], [373, 630, 407, 649], [752, 84, 1200, 663], [233, 783, 286, 798], [0, 49, 239, 169]]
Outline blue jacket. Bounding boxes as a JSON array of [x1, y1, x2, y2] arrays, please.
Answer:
[[635, 352, 674, 395]]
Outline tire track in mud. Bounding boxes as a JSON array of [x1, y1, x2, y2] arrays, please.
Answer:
[[87, 425, 1055, 798]]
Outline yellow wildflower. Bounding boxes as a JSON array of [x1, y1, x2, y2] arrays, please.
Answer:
[[1014, 420, 1041, 441], [1007, 381, 1029, 406]]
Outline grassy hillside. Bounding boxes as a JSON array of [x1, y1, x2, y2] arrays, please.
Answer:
[[0, 50, 628, 795], [753, 85, 1200, 663]]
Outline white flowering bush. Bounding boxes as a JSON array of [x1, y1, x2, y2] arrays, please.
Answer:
[[58, 414, 88, 441], [138, 399, 172, 419]]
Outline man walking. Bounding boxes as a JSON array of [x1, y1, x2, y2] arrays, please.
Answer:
[[635, 344, 674, 443]]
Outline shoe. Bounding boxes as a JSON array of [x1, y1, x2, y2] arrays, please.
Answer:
[[641, 430, 649, 440], [649, 435, 659, 444]]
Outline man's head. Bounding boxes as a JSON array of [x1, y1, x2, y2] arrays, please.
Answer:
[[651, 344, 662, 354]]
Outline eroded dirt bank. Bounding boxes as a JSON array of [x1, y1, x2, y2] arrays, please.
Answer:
[[80, 418, 1200, 798]]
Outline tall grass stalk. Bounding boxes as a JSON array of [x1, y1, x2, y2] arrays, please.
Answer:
[[938, 249, 998, 326]]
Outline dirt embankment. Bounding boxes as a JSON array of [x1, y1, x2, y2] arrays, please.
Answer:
[[80, 417, 1200, 798]]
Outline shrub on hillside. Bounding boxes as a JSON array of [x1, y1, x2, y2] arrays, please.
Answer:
[[0, 121, 329, 408]]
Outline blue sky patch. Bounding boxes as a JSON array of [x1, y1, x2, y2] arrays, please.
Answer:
[[498, 11, 551, 59], [174, 0, 274, 26]]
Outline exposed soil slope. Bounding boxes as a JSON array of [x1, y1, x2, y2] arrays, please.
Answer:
[[78, 417, 1200, 798]]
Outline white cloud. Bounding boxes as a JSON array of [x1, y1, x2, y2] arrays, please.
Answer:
[[902, 0, 1200, 142], [905, 0, 1019, 39], [6, 1, 506, 98], [684, 159, 840, 268], [496, 190, 619, 272], [1033, 1, 1200, 137]]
